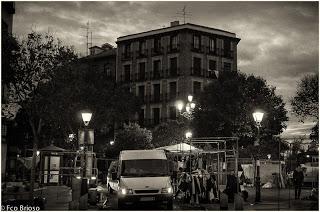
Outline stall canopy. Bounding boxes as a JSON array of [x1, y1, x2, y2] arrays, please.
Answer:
[[155, 142, 202, 153]]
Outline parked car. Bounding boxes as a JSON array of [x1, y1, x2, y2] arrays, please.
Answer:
[[107, 160, 119, 193]]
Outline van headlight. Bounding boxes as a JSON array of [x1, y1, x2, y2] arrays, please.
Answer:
[[121, 188, 133, 195], [161, 187, 173, 194]]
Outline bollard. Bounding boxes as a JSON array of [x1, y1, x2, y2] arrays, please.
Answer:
[[220, 192, 228, 210], [234, 193, 244, 210], [79, 193, 88, 210]]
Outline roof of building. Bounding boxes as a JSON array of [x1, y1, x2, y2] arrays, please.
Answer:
[[81, 48, 116, 60], [40, 144, 65, 152], [117, 23, 240, 42], [120, 150, 167, 160]]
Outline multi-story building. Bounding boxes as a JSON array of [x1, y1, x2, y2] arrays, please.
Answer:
[[80, 43, 117, 81], [116, 22, 240, 127]]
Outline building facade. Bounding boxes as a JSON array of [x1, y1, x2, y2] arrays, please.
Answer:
[[116, 22, 240, 127]]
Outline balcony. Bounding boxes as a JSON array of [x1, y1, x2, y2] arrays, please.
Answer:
[[191, 68, 205, 77], [148, 94, 164, 103], [120, 74, 132, 83], [165, 68, 180, 78], [191, 44, 205, 53], [222, 50, 234, 59], [121, 51, 133, 61], [135, 72, 147, 81], [206, 47, 218, 56], [152, 70, 163, 80], [151, 47, 164, 56], [136, 49, 148, 58], [163, 92, 180, 101], [167, 44, 180, 53]]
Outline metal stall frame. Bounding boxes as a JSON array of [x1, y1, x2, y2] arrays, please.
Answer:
[[187, 137, 239, 201]]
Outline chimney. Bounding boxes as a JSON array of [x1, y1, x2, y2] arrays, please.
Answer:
[[170, 21, 180, 27]]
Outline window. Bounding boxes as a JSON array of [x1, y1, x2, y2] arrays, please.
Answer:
[[193, 81, 202, 95], [193, 35, 200, 49], [138, 62, 145, 80], [224, 62, 231, 71], [138, 109, 144, 126], [153, 108, 160, 125], [209, 38, 215, 52], [169, 106, 176, 120], [193, 57, 201, 76], [169, 81, 177, 99], [139, 40, 146, 53], [104, 64, 111, 77], [169, 57, 178, 76], [153, 84, 160, 102], [209, 60, 216, 71], [124, 65, 131, 82], [153, 60, 161, 78], [124, 43, 131, 57], [138, 85, 145, 100], [154, 37, 161, 51], [170, 35, 178, 49]]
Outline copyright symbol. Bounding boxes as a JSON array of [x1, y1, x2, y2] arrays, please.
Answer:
[[1, 205, 6, 211]]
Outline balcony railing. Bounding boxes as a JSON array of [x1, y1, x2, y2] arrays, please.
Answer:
[[135, 72, 147, 81], [136, 49, 148, 58], [165, 68, 180, 78], [206, 47, 218, 56], [222, 50, 234, 59], [121, 51, 133, 60], [191, 44, 205, 53], [120, 74, 133, 83], [151, 47, 164, 56], [152, 70, 163, 80], [190, 67, 204, 77], [167, 44, 180, 53]]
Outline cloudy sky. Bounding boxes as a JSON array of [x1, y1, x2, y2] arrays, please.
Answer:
[[12, 1, 319, 138]]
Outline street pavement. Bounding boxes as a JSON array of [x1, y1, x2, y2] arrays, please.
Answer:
[[42, 185, 318, 210]]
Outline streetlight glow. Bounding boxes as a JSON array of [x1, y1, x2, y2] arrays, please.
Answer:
[[190, 102, 196, 109], [253, 111, 264, 124], [186, 105, 191, 113], [176, 101, 184, 112], [81, 112, 92, 126], [110, 140, 115, 145], [188, 95, 193, 102], [185, 131, 192, 139], [36, 151, 40, 156]]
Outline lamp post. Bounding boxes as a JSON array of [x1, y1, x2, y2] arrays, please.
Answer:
[[81, 112, 92, 178], [252, 111, 264, 203]]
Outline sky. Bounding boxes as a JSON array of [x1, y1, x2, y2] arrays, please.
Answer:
[[11, 1, 319, 139]]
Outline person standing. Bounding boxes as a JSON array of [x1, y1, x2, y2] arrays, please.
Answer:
[[293, 165, 304, 200]]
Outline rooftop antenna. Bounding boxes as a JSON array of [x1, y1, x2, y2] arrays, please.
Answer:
[[81, 21, 93, 56], [176, 5, 192, 24]]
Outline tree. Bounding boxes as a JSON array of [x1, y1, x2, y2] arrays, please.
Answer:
[[193, 71, 288, 149], [152, 120, 188, 148], [4, 32, 78, 199], [291, 74, 319, 143], [291, 74, 318, 121], [106, 123, 153, 157]]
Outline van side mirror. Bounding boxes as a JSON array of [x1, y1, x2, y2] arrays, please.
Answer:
[[111, 172, 117, 180]]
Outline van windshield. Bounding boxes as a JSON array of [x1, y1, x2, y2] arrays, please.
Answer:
[[121, 159, 168, 177]]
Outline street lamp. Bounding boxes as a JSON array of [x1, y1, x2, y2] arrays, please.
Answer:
[[81, 111, 92, 178], [185, 131, 193, 139], [252, 110, 264, 203]]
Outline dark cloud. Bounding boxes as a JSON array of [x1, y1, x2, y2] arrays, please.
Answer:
[[12, 1, 319, 137]]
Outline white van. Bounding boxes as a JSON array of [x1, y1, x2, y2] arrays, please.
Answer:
[[112, 150, 173, 209]]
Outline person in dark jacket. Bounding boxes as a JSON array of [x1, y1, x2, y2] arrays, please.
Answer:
[[293, 165, 304, 199]]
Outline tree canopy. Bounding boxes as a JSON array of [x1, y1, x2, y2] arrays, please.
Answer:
[[104, 123, 153, 157], [193, 71, 288, 148], [291, 74, 319, 121], [152, 120, 188, 148]]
